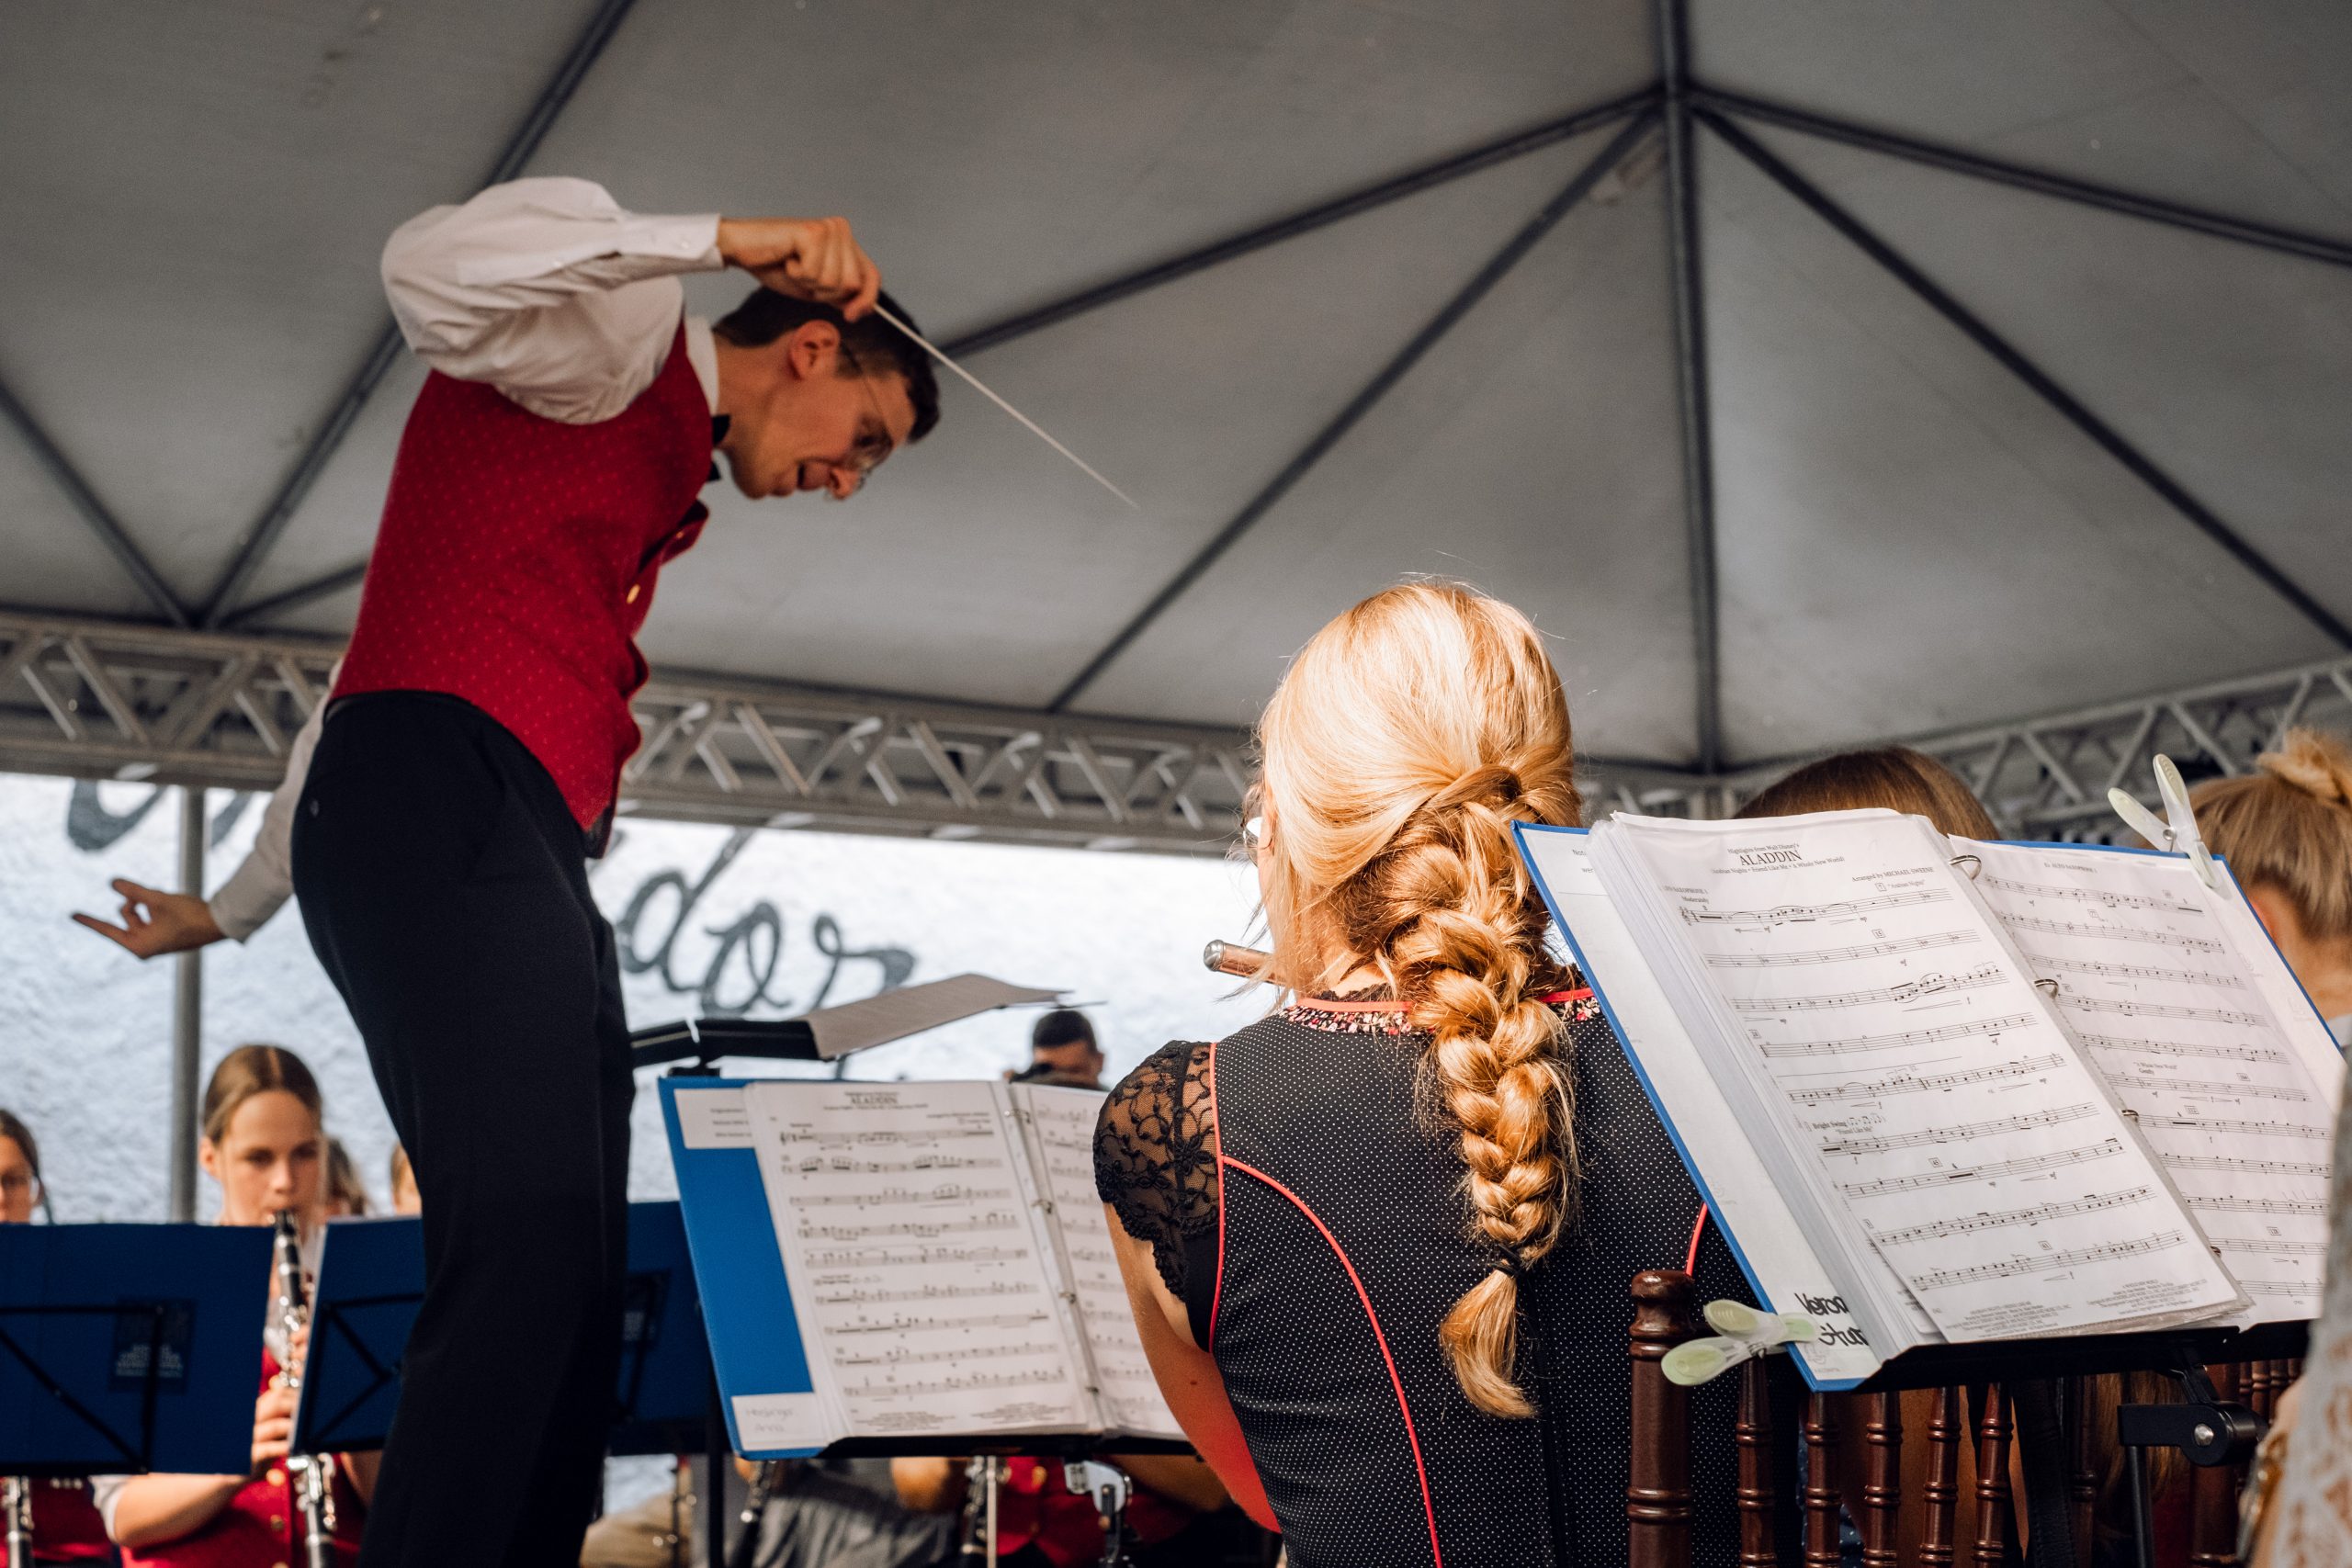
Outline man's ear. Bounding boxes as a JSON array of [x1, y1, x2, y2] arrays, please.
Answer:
[[783, 320, 842, 381]]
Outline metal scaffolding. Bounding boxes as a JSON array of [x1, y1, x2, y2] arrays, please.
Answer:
[[9, 610, 2342, 852]]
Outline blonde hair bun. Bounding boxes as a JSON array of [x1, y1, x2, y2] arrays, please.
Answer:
[[2189, 728, 2352, 943], [2256, 728, 2352, 808]]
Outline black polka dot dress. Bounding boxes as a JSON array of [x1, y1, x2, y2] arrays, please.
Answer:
[[1097, 991, 1796, 1568]]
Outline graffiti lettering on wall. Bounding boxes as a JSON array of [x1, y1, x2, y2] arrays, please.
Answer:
[[607, 828, 915, 1018], [67, 786, 915, 1021], [68, 781, 255, 852]]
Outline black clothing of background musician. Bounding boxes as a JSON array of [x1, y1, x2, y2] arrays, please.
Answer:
[[1095, 989, 1801, 1568]]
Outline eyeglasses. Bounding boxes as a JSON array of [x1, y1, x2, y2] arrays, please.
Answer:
[[833, 344, 899, 496], [0, 1171, 40, 1201]]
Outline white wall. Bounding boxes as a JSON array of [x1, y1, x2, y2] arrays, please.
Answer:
[[1, 773, 1267, 1223]]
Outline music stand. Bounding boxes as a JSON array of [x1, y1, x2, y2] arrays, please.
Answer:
[[290, 1205, 713, 1457], [292, 1217, 424, 1455], [608, 1201, 713, 1457], [0, 1224, 269, 1478]]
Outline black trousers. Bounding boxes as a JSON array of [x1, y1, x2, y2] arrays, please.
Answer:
[[292, 693, 631, 1568]]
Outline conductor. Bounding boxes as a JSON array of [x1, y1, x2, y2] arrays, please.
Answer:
[[99, 177, 940, 1568]]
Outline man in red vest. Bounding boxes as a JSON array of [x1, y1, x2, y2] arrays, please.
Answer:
[[272, 177, 938, 1568]]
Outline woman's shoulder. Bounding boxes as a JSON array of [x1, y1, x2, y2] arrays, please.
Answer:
[[1093, 1041, 1220, 1299]]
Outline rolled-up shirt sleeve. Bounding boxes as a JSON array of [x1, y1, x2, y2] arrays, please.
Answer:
[[206, 662, 334, 942], [381, 176, 724, 423]]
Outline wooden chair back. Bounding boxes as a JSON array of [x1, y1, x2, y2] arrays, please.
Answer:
[[1624, 1270, 2289, 1568]]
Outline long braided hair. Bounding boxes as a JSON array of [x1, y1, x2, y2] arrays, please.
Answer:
[[1254, 581, 1582, 1416]]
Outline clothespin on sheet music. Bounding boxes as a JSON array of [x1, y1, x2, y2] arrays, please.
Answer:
[[2106, 754, 2223, 893], [1661, 1300, 1819, 1387]]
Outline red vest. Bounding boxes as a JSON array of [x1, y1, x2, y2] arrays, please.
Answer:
[[334, 323, 716, 832], [120, 1351, 366, 1568], [28, 1478, 111, 1562]]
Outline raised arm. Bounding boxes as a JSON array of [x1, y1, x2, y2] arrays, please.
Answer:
[[71, 662, 333, 956], [382, 176, 882, 423]]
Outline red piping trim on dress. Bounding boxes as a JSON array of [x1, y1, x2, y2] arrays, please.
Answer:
[[1221, 1153, 1446, 1568], [1206, 1036, 1227, 1349]]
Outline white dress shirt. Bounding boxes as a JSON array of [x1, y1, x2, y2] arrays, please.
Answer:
[[207, 177, 732, 938]]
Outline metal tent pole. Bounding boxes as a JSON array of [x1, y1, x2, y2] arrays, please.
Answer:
[[166, 785, 206, 1222]]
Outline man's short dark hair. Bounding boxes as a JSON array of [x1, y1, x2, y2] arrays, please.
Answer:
[[1031, 1009, 1097, 1053], [712, 287, 940, 443]]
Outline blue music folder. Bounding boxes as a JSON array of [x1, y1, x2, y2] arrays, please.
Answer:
[[0, 1224, 270, 1476], [658, 1077, 823, 1459], [293, 1204, 710, 1455]]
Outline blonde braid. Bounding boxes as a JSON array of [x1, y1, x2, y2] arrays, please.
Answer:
[[1377, 765, 1577, 1416]]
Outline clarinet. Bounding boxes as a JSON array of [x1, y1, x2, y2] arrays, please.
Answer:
[[1202, 940, 1271, 978], [3, 1475, 30, 1568], [271, 1212, 336, 1568]]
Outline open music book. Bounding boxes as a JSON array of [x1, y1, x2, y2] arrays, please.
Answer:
[[665, 1077, 1181, 1452], [1517, 810, 2342, 1389]]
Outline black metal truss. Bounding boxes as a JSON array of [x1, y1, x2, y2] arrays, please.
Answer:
[[1046, 109, 1663, 713], [1657, 0, 1722, 774], [1696, 85, 2352, 274], [1701, 106, 2352, 652], [0, 378, 187, 626]]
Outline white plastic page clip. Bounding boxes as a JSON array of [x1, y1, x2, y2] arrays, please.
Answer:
[[1660, 1300, 1820, 1387], [2106, 754, 2222, 893]]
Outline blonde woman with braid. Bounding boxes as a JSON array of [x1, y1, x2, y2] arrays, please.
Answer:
[[1094, 583, 1788, 1567]]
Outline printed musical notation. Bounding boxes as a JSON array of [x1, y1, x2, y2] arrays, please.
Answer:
[[1835, 1139, 2124, 1199], [835, 1339, 1065, 1368], [798, 1213, 1022, 1244], [1910, 1231, 2188, 1293], [1787, 1054, 2064, 1105], [1819, 1102, 2098, 1157], [1865, 1186, 2154, 1247], [2003, 915, 2222, 952], [2188, 1196, 2328, 1218], [807, 1243, 1030, 1269], [2214, 1238, 2327, 1258], [1982, 875, 2198, 914], [1012, 1084, 1184, 1438], [2144, 1117, 2329, 1140], [2113, 1075, 2310, 1103], [2158, 1155, 2328, 1179], [1734, 964, 2004, 1014], [2075, 1034, 2284, 1065], [2057, 995, 2265, 1028], [1758, 1014, 2037, 1058], [812, 1280, 1041, 1307], [2026, 953, 2241, 988], [1706, 931, 1981, 968], [1682, 888, 1949, 929], [1967, 838, 2337, 1321], [745, 1079, 1096, 1438]]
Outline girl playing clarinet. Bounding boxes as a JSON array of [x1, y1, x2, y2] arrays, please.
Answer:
[[94, 1047, 373, 1566]]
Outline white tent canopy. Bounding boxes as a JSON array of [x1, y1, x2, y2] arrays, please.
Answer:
[[5, 0, 2348, 830]]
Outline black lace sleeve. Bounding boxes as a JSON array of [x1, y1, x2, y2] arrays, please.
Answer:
[[1093, 1040, 1220, 1301]]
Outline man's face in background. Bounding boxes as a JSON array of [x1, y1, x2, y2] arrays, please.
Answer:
[[1031, 1039, 1105, 1089]]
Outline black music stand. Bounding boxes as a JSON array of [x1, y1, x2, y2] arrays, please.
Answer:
[[292, 1217, 424, 1455], [608, 1201, 714, 1458], [0, 1224, 269, 1479]]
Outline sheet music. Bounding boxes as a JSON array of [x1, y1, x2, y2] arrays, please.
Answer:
[[741, 1080, 1095, 1438], [1963, 840, 2337, 1319], [1011, 1085, 1183, 1438], [1596, 811, 2244, 1344]]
